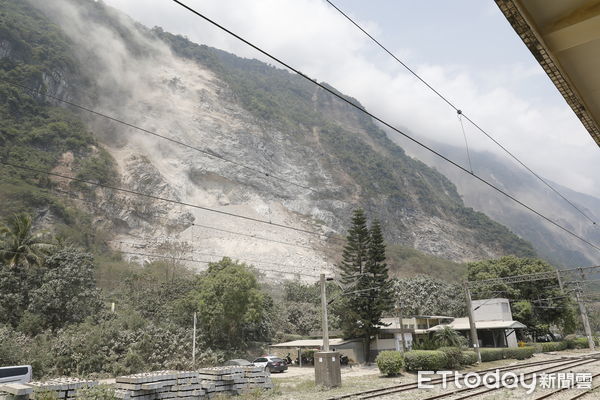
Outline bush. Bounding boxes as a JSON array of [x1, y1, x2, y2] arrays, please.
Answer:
[[404, 350, 447, 371], [479, 348, 505, 362], [503, 347, 534, 360], [375, 351, 404, 377], [461, 351, 478, 366], [540, 342, 568, 352], [77, 385, 117, 400], [566, 338, 590, 349], [438, 347, 463, 369]]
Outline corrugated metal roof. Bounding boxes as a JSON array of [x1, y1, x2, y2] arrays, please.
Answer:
[[270, 338, 352, 347], [426, 317, 527, 331]]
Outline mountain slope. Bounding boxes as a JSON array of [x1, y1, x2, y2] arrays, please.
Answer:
[[0, 0, 536, 279], [395, 136, 600, 267]]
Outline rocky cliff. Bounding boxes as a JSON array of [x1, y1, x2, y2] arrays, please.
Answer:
[[0, 0, 536, 280]]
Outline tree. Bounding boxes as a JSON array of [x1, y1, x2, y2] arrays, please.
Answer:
[[27, 248, 102, 330], [179, 258, 270, 349], [434, 326, 461, 347], [337, 210, 394, 363], [394, 275, 465, 317], [0, 213, 53, 267], [468, 256, 577, 338]]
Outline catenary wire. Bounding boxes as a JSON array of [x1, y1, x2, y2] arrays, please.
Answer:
[[111, 239, 328, 272], [0, 248, 322, 278], [169, 0, 600, 253], [324, 0, 597, 226], [0, 79, 315, 194], [48, 188, 327, 250], [0, 160, 336, 239]]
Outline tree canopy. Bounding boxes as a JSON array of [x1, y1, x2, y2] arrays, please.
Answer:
[[468, 256, 577, 337]]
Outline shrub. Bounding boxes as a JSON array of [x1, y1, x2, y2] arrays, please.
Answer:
[[77, 385, 117, 400], [503, 347, 534, 360], [540, 342, 568, 352], [479, 348, 505, 362], [375, 351, 404, 377], [438, 347, 463, 369], [404, 350, 447, 371], [461, 351, 478, 366], [566, 338, 590, 349]]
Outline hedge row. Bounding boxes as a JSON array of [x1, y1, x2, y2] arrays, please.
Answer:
[[375, 351, 404, 376], [402, 347, 535, 371], [526, 338, 597, 353]]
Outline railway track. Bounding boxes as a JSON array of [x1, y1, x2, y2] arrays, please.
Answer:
[[327, 353, 600, 400], [532, 372, 600, 400]]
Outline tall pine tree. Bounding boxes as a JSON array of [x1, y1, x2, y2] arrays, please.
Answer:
[[337, 210, 394, 363]]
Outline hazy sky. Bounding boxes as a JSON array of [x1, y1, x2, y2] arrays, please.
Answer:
[[102, 0, 600, 199]]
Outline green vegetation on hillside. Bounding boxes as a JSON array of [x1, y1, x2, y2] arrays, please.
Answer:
[[0, 0, 117, 248]]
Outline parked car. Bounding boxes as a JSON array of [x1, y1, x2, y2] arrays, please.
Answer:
[[223, 359, 253, 366], [252, 356, 288, 373], [0, 365, 32, 384]]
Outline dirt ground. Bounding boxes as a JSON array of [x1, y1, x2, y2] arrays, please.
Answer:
[[264, 349, 600, 400]]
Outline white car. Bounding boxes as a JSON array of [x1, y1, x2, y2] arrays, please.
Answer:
[[252, 356, 288, 373], [0, 365, 32, 384]]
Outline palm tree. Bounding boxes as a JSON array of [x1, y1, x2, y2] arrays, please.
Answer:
[[434, 325, 462, 347], [0, 213, 53, 267]]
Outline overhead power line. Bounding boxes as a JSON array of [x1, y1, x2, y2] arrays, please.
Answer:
[[0, 79, 313, 193], [324, 0, 597, 226], [48, 188, 325, 250], [169, 0, 600, 254], [111, 239, 328, 272], [0, 248, 321, 278], [0, 160, 332, 239]]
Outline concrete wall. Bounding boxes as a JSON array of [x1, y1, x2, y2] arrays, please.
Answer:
[[472, 298, 513, 321]]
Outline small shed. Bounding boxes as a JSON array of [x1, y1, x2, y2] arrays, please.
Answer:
[[269, 338, 365, 364]]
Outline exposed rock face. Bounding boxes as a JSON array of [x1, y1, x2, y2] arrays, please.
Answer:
[[20, 0, 536, 280]]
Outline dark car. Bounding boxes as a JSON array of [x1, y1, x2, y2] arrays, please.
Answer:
[[253, 356, 288, 373], [224, 359, 253, 366]]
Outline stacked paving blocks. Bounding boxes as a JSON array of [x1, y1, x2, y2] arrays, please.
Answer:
[[114, 367, 273, 399], [0, 367, 272, 400], [0, 378, 97, 400]]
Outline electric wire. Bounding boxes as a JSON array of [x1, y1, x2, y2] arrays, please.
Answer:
[[48, 188, 325, 250], [0, 79, 314, 194], [0, 160, 333, 239], [111, 239, 328, 272], [0, 248, 321, 278], [324, 0, 597, 226], [169, 0, 600, 253]]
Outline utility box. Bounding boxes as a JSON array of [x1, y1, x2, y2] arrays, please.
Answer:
[[314, 351, 341, 388]]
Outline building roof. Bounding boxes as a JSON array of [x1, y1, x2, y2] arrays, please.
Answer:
[[495, 0, 600, 146], [269, 338, 352, 348], [426, 317, 527, 332]]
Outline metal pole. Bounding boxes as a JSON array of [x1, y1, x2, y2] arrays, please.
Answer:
[[321, 273, 330, 352], [192, 312, 197, 366], [464, 282, 481, 363]]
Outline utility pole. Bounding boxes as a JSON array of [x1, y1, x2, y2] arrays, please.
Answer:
[[397, 305, 407, 352], [464, 282, 482, 364], [321, 273, 330, 351], [577, 269, 595, 350], [192, 311, 197, 366]]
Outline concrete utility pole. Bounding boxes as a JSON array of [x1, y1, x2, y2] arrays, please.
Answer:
[[192, 312, 197, 366], [464, 282, 482, 364], [321, 273, 330, 351], [577, 269, 595, 350], [314, 273, 341, 388], [397, 305, 407, 352]]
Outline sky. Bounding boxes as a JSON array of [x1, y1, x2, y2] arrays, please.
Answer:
[[102, 0, 600, 199]]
